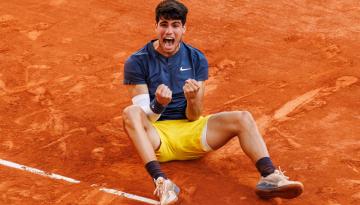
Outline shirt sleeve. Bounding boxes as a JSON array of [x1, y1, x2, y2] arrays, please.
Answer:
[[195, 52, 209, 81], [123, 56, 146, 85]]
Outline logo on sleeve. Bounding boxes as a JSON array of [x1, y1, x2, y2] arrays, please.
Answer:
[[180, 67, 192, 71]]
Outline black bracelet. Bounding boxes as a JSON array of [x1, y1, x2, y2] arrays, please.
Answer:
[[150, 99, 166, 114]]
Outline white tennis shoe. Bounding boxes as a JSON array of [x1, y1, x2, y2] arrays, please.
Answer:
[[153, 177, 180, 205], [255, 168, 304, 199]]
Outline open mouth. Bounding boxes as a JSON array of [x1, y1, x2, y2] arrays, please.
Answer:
[[163, 37, 175, 49]]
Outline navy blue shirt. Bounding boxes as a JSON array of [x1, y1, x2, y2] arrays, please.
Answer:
[[123, 40, 208, 120], [124, 40, 208, 120]]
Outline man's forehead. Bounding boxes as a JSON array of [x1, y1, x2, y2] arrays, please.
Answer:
[[158, 18, 182, 24]]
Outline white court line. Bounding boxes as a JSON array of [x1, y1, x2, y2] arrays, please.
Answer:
[[0, 158, 159, 205]]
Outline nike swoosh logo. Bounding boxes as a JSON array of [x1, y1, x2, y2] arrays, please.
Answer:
[[180, 67, 192, 71]]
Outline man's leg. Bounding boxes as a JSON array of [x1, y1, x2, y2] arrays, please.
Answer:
[[205, 111, 303, 199], [122, 105, 179, 204], [206, 111, 269, 162], [122, 105, 161, 163]]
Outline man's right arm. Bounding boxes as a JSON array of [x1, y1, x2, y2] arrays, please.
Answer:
[[126, 84, 158, 122], [124, 54, 172, 121], [126, 84, 172, 122]]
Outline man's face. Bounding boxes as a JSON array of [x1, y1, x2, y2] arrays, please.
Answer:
[[155, 18, 185, 56]]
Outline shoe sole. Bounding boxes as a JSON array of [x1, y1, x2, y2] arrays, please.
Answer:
[[255, 183, 304, 199]]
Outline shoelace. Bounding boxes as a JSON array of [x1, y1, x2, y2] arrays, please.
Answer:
[[276, 166, 289, 180]]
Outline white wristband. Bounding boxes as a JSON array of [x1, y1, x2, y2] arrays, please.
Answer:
[[132, 94, 161, 122]]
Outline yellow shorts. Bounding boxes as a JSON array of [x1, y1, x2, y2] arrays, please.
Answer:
[[152, 115, 212, 162]]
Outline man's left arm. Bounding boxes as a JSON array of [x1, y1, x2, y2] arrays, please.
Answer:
[[183, 79, 205, 121]]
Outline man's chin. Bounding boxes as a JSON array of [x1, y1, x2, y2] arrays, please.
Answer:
[[164, 48, 176, 53], [160, 46, 178, 55]]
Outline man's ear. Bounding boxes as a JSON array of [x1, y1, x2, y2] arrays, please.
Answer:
[[183, 25, 186, 33]]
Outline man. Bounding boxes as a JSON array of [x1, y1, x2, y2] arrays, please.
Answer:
[[122, 0, 304, 204]]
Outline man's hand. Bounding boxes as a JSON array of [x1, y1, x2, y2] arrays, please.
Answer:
[[155, 84, 172, 106], [183, 79, 200, 102], [183, 79, 203, 121]]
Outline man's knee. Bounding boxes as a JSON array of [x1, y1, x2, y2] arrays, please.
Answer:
[[122, 105, 146, 128], [233, 111, 254, 127]]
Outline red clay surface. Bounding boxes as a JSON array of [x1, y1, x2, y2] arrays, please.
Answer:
[[1, 0, 360, 204]]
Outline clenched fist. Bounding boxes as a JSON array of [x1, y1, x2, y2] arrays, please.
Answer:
[[183, 79, 200, 101], [155, 84, 172, 106]]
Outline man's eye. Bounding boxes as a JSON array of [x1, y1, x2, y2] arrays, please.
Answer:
[[172, 22, 182, 28]]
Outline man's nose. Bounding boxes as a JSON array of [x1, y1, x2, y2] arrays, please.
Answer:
[[165, 26, 173, 34]]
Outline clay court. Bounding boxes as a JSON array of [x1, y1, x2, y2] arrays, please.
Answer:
[[0, 0, 359, 204]]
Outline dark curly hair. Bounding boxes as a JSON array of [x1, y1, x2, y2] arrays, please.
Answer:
[[155, 0, 188, 25]]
